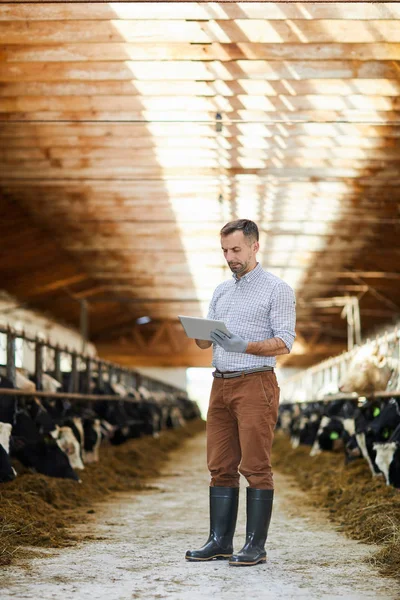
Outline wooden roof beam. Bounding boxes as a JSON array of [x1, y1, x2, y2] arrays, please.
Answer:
[[2, 4, 400, 21]]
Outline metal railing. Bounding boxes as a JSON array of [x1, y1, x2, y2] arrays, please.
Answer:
[[0, 326, 186, 402], [280, 325, 400, 404]]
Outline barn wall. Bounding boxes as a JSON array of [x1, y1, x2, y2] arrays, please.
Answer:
[[276, 367, 303, 383], [136, 367, 187, 392], [0, 292, 97, 370]]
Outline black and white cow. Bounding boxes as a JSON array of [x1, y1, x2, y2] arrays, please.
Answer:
[[309, 400, 357, 456], [82, 418, 102, 463], [354, 398, 400, 476], [0, 421, 16, 483], [10, 408, 80, 481], [374, 423, 400, 489]]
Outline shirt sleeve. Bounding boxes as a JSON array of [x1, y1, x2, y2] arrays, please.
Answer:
[[207, 288, 217, 320], [270, 282, 296, 351]]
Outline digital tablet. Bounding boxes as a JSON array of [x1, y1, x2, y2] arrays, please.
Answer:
[[178, 315, 231, 341]]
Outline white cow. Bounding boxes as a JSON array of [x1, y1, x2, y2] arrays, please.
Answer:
[[0, 367, 36, 392], [0, 421, 17, 480], [339, 344, 398, 395], [0, 422, 13, 454], [374, 442, 397, 486], [54, 426, 84, 471], [42, 373, 62, 393]]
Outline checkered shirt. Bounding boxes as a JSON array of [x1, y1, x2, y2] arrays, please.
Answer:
[[207, 262, 296, 371]]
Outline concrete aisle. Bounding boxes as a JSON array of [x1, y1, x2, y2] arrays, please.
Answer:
[[1, 433, 399, 600]]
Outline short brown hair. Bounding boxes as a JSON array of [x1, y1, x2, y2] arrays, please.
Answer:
[[220, 219, 259, 243]]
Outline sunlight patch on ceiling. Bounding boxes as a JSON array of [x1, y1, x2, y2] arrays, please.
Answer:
[[108, 4, 387, 318]]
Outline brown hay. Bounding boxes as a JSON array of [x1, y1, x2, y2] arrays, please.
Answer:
[[0, 419, 205, 566], [272, 432, 400, 581]]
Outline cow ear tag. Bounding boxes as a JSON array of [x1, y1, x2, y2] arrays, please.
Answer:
[[373, 407, 380, 417], [330, 431, 340, 440]]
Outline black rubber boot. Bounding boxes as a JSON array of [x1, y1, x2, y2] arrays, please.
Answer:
[[229, 488, 273, 566], [185, 486, 239, 561]]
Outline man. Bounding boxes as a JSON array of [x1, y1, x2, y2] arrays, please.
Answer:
[[185, 219, 296, 567]]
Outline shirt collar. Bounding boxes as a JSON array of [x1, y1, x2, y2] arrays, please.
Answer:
[[233, 262, 263, 284]]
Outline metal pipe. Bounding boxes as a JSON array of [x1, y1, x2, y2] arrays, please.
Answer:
[[54, 346, 61, 383], [346, 303, 354, 351], [6, 329, 16, 387], [84, 356, 92, 395], [97, 360, 105, 392], [70, 352, 78, 394], [0, 388, 141, 403], [0, 327, 183, 395], [35, 339, 44, 391], [80, 299, 88, 355], [353, 296, 362, 346]]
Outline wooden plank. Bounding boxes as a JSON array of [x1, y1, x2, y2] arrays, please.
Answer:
[[1, 20, 400, 44], [2, 94, 400, 112], [2, 122, 399, 139], [11, 200, 400, 218], [11, 206, 400, 225], [2, 42, 400, 62], [2, 134, 400, 150], [37, 222, 383, 239], [3, 168, 399, 182], [1, 60, 399, 81], [2, 3, 400, 21], [65, 244, 394, 255], [2, 109, 400, 123], [1, 79, 400, 97], [3, 156, 400, 170], [4, 146, 400, 162], [91, 268, 400, 281], [8, 201, 400, 221], [5, 178, 400, 190]]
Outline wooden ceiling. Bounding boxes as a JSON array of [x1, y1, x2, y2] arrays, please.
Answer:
[[1, 2, 400, 368]]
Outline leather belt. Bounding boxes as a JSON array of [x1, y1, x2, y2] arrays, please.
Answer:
[[213, 366, 274, 379]]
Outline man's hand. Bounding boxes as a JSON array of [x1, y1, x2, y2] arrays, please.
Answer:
[[210, 329, 248, 353]]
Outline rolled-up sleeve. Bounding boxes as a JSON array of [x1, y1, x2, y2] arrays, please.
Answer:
[[270, 282, 296, 352]]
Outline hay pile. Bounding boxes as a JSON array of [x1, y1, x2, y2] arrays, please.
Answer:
[[272, 432, 400, 580], [0, 419, 205, 567]]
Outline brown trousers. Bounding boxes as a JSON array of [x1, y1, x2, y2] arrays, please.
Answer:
[[206, 371, 280, 490]]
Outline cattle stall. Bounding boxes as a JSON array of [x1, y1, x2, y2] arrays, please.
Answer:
[[277, 324, 400, 489], [0, 325, 201, 484]]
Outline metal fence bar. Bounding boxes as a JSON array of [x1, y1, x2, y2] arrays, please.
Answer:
[[54, 346, 62, 383], [84, 356, 92, 395], [35, 339, 44, 391], [281, 323, 400, 404], [0, 388, 141, 403], [70, 352, 78, 393], [97, 360, 105, 392], [6, 329, 16, 387], [0, 325, 186, 396]]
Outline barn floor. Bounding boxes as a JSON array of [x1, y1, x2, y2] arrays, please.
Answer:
[[1, 433, 398, 600]]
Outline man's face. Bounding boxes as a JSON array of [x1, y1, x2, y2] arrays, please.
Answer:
[[221, 230, 259, 276]]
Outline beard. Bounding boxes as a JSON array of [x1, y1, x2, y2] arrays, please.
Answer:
[[228, 260, 248, 275]]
